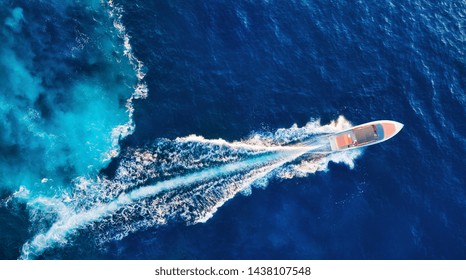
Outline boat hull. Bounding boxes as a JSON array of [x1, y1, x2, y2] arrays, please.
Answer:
[[329, 120, 404, 151]]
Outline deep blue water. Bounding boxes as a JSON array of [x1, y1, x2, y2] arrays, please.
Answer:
[[0, 0, 465, 259]]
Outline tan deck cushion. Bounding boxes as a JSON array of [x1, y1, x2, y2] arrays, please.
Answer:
[[336, 134, 352, 147]]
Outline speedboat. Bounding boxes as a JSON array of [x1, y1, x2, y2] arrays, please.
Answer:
[[329, 120, 404, 151]]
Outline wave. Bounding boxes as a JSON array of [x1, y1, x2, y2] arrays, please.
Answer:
[[105, 0, 148, 161], [20, 117, 362, 259]]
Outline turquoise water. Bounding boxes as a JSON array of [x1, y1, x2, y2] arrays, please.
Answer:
[[0, 0, 141, 196]]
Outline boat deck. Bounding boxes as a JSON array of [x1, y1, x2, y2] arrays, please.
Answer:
[[354, 125, 379, 145], [333, 124, 383, 150], [335, 133, 354, 148]]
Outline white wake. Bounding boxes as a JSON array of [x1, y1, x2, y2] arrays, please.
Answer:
[[20, 117, 362, 259]]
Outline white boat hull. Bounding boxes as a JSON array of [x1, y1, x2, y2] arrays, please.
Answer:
[[329, 120, 404, 151]]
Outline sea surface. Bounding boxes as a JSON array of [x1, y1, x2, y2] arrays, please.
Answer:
[[0, 0, 464, 259]]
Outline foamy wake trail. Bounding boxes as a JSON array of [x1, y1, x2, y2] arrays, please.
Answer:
[[104, 0, 148, 161], [20, 117, 362, 259]]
